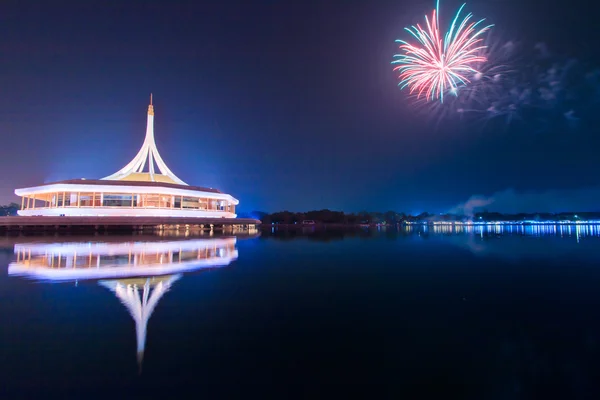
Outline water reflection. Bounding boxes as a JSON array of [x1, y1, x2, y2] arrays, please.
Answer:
[[9, 237, 239, 281], [406, 224, 600, 259], [263, 224, 600, 260], [265, 223, 600, 242], [411, 223, 600, 240], [7, 235, 255, 372], [4, 229, 600, 395], [99, 275, 180, 373]]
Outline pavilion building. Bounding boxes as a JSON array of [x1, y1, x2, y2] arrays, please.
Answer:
[[15, 96, 238, 218]]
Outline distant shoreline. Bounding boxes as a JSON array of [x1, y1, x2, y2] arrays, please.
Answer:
[[261, 220, 600, 229], [247, 210, 600, 226]]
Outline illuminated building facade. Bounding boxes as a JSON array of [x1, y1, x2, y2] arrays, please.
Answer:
[[15, 96, 238, 218]]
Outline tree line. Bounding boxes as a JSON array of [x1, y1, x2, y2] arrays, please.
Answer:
[[243, 210, 433, 224], [0, 203, 19, 216], [2, 203, 596, 222], [242, 210, 599, 224]]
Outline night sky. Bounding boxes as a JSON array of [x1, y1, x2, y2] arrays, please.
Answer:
[[1, 0, 599, 214]]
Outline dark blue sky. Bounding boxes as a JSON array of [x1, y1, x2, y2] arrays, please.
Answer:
[[0, 0, 598, 213]]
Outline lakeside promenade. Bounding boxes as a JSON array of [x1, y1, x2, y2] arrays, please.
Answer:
[[0, 216, 260, 232]]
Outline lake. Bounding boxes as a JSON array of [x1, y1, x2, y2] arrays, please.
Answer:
[[2, 225, 600, 398]]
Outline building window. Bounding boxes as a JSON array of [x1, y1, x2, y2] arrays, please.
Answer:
[[102, 194, 133, 207], [140, 194, 160, 208], [161, 195, 172, 208], [67, 193, 77, 207], [79, 193, 94, 207], [182, 197, 199, 209]]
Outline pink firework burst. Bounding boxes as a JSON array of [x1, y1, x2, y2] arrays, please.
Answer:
[[392, 1, 493, 102]]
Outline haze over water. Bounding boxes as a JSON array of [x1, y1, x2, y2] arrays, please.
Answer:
[[2, 227, 600, 397]]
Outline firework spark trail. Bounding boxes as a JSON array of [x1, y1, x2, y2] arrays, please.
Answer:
[[392, 1, 493, 102], [402, 33, 519, 129]]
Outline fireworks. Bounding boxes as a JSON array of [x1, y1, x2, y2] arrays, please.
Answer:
[[392, 1, 493, 102]]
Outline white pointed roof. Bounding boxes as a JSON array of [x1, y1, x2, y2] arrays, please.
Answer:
[[102, 95, 187, 185]]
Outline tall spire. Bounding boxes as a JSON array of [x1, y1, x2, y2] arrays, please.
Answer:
[[101, 96, 187, 185]]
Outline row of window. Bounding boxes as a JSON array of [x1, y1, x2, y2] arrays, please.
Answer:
[[24, 192, 233, 211]]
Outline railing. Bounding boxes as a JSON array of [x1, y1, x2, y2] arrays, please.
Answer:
[[22, 204, 233, 212]]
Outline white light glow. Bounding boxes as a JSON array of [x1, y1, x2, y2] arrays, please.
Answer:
[[17, 206, 236, 218]]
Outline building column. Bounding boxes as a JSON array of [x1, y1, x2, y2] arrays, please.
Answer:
[[92, 192, 96, 208], [21, 196, 24, 211], [77, 192, 81, 207], [131, 193, 135, 209], [180, 195, 183, 209], [171, 196, 175, 209]]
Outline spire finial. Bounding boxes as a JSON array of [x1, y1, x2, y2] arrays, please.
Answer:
[[148, 93, 154, 116]]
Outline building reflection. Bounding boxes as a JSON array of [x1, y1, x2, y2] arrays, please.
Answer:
[[8, 235, 255, 372], [10, 237, 239, 280], [99, 275, 180, 373]]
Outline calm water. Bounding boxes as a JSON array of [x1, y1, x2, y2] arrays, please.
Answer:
[[3, 226, 600, 398]]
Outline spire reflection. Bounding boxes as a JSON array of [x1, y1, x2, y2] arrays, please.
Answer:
[[99, 275, 180, 373], [8, 234, 256, 372]]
